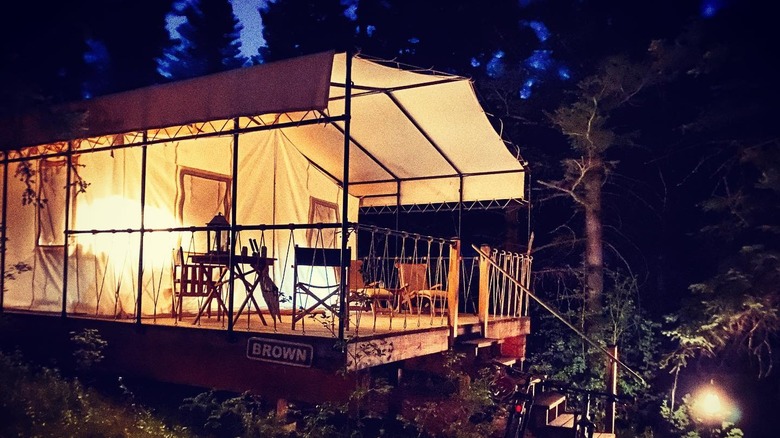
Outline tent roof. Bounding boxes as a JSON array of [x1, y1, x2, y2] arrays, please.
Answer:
[[2, 51, 525, 209]]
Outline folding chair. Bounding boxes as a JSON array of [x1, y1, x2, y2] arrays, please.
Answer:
[[291, 246, 351, 331]]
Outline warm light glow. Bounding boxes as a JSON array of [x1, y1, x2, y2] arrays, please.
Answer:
[[76, 196, 178, 266], [690, 382, 737, 425], [695, 390, 723, 419]]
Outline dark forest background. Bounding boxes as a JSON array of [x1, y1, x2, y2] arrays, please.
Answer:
[[1, 0, 778, 436]]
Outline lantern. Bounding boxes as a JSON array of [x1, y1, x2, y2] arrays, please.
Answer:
[[206, 212, 230, 253]]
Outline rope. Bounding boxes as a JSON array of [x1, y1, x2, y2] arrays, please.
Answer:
[[472, 244, 647, 387]]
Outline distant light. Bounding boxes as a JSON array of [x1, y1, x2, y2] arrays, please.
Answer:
[[522, 20, 550, 42], [700, 0, 723, 17], [408, 37, 420, 44], [519, 78, 535, 99], [558, 66, 571, 80], [690, 381, 739, 426], [366, 24, 376, 37], [83, 38, 108, 65], [470, 57, 481, 68], [487, 55, 505, 78], [494, 50, 505, 59], [525, 50, 552, 71], [519, 88, 532, 99], [344, 4, 358, 21]]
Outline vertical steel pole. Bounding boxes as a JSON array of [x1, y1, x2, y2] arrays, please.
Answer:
[[136, 133, 148, 325], [0, 152, 7, 311], [338, 51, 353, 342], [458, 177, 464, 238], [61, 142, 73, 318], [227, 117, 240, 335]]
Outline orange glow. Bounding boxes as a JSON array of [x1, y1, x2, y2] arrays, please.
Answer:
[[691, 382, 735, 425], [76, 196, 178, 266]]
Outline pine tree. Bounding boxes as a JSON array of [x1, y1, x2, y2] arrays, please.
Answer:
[[85, 0, 175, 95], [259, 0, 352, 62], [159, 0, 247, 81]]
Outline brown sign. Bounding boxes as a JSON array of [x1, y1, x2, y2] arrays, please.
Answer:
[[247, 337, 313, 368]]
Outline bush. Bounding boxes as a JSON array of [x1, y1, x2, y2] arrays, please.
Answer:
[[0, 350, 185, 438]]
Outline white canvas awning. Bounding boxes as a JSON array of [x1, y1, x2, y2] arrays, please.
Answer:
[[1, 51, 526, 210], [282, 53, 526, 209]]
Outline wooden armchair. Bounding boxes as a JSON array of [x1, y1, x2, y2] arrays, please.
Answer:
[[396, 262, 448, 317], [172, 247, 228, 325], [349, 260, 395, 316]]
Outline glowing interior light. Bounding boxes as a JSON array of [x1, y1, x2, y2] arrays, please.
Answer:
[[76, 196, 178, 267]]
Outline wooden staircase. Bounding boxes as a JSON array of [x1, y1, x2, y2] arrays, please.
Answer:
[[528, 392, 616, 438]]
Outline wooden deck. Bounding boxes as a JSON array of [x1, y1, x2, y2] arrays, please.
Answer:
[[0, 309, 529, 403]]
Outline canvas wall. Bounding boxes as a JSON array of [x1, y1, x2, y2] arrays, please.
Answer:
[[2, 129, 357, 318]]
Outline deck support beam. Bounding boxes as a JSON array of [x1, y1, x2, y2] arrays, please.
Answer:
[[447, 239, 461, 345]]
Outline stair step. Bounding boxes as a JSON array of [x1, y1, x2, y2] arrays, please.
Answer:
[[531, 391, 567, 428], [458, 337, 504, 348], [491, 356, 517, 367], [548, 413, 574, 427], [533, 391, 566, 409]]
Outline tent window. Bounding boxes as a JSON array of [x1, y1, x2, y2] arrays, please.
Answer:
[[177, 166, 232, 230], [307, 197, 339, 248], [37, 157, 73, 247]]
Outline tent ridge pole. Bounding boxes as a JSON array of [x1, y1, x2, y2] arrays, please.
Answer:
[[384, 92, 461, 175], [316, 110, 399, 180]]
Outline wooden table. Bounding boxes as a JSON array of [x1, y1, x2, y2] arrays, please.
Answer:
[[189, 252, 278, 326]]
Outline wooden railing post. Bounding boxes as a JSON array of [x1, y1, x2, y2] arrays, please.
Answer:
[[478, 244, 491, 338], [605, 344, 618, 433], [447, 239, 461, 344]]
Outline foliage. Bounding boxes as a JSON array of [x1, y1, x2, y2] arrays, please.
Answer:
[[297, 374, 394, 438], [660, 394, 744, 438], [662, 124, 780, 381], [401, 351, 501, 438], [179, 390, 292, 438], [0, 350, 184, 438], [158, 0, 247, 80], [70, 328, 108, 372], [528, 269, 660, 432], [259, 0, 353, 63]]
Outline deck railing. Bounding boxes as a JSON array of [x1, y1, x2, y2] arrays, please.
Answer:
[[2, 221, 533, 341]]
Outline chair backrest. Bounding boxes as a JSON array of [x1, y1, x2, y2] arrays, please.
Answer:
[[349, 259, 365, 290], [397, 262, 429, 292], [294, 246, 349, 267], [175, 247, 217, 297], [294, 246, 351, 286]]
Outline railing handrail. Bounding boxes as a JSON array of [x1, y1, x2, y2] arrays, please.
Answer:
[[472, 244, 647, 387]]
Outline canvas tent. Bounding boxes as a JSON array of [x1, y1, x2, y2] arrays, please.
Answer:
[[0, 51, 526, 320]]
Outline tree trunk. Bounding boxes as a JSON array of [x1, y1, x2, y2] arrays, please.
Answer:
[[583, 155, 604, 314]]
